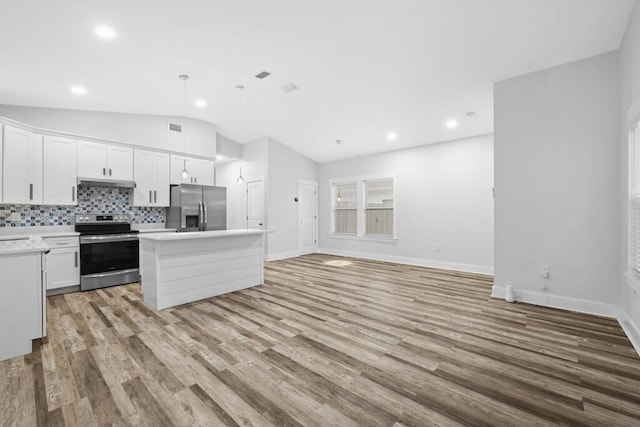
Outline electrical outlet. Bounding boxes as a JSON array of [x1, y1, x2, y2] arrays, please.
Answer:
[[541, 265, 550, 279], [10, 212, 20, 221]]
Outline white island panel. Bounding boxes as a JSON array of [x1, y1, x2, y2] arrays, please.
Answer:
[[140, 230, 266, 310]]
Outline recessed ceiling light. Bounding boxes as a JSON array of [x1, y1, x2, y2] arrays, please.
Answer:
[[255, 71, 271, 79], [466, 111, 476, 118], [94, 25, 116, 40], [70, 86, 87, 95], [386, 132, 397, 141], [336, 139, 343, 145], [195, 99, 207, 108], [445, 119, 458, 129]]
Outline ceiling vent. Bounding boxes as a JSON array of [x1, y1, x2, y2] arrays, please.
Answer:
[[255, 71, 271, 79], [168, 122, 182, 132], [281, 82, 299, 93]]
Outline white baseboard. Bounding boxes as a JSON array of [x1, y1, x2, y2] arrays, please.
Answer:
[[618, 307, 640, 356], [491, 286, 618, 318], [317, 247, 493, 275], [265, 250, 305, 261]]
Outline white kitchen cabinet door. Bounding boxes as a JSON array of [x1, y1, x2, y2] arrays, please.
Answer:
[[134, 150, 170, 206], [170, 155, 191, 185], [77, 140, 108, 179], [134, 149, 155, 206], [154, 152, 170, 206], [43, 136, 77, 205], [45, 246, 80, 290], [108, 145, 134, 181], [189, 158, 215, 186], [2, 125, 43, 204]]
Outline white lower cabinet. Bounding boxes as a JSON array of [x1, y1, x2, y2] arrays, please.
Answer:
[[43, 236, 80, 291]]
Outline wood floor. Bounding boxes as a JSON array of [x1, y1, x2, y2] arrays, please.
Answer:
[[2, 254, 640, 426]]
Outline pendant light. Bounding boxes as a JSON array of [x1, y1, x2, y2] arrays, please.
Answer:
[[337, 191, 342, 203], [236, 85, 245, 184], [179, 74, 190, 179]]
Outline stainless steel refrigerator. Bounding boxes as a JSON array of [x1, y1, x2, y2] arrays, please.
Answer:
[[166, 184, 227, 232]]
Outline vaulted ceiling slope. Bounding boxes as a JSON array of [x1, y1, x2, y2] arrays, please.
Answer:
[[0, 0, 635, 162]]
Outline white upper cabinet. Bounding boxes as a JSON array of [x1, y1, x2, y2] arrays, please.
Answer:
[[108, 145, 134, 181], [77, 141, 133, 181], [43, 136, 77, 205], [133, 149, 170, 207], [170, 155, 214, 186], [2, 125, 43, 204]]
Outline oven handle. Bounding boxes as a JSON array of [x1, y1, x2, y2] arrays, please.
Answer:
[[80, 234, 140, 244], [81, 268, 139, 279]]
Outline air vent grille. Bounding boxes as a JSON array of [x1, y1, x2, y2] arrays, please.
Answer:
[[281, 82, 299, 93], [168, 122, 182, 132], [255, 71, 271, 79]]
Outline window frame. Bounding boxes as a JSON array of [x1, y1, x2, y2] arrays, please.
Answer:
[[329, 173, 398, 241]]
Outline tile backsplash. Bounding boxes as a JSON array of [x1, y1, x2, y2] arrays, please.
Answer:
[[0, 186, 165, 227]]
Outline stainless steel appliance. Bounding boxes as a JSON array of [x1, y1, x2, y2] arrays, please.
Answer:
[[166, 184, 226, 232], [75, 214, 140, 291]]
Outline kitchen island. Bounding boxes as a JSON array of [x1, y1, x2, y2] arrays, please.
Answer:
[[138, 229, 267, 310]]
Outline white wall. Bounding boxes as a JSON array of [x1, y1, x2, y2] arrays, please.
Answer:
[[619, 2, 640, 351], [0, 104, 217, 158], [318, 134, 494, 274], [494, 51, 620, 317], [216, 138, 319, 260], [267, 138, 319, 259], [216, 139, 269, 231]]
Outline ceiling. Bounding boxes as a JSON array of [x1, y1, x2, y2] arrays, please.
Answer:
[[0, 0, 636, 163]]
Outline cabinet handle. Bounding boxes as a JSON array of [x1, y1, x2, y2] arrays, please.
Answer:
[[72, 186, 75, 202], [109, 168, 112, 176], [74, 251, 78, 268], [149, 190, 152, 203], [103, 167, 106, 176], [194, 177, 197, 184], [154, 190, 157, 203], [190, 177, 193, 183], [29, 183, 33, 200]]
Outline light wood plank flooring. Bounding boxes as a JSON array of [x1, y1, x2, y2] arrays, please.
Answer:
[[2, 254, 640, 426]]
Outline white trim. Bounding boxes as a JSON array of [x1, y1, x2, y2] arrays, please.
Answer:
[[618, 307, 640, 356], [265, 250, 307, 261], [317, 247, 493, 275], [490, 286, 619, 318], [328, 234, 398, 243]]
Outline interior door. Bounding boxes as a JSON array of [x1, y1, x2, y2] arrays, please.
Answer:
[[298, 180, 318, 254], [246, 179, 265, 229]]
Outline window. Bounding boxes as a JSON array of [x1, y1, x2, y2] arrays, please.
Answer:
[[632, 122, 640, 273], [364, 179, 394, 237], [333, 182, 357, 234], [330, 175, 397, 239]]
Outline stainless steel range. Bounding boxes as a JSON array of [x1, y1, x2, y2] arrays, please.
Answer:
[[75, 214, 140, 291]]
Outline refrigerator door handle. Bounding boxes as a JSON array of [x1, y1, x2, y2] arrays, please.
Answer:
[[199, 201, 204, 231], [203, 202, 208, 229]]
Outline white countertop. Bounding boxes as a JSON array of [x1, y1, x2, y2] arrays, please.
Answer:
[[0, 237, 49, 255], [139, 229, 268, 241], [136, 228, 177, 234]]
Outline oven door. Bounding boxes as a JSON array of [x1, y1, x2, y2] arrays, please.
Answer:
[[79, 234, 140, 290]]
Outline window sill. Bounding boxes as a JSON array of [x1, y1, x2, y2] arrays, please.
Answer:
[[329, 234, 398, 243]]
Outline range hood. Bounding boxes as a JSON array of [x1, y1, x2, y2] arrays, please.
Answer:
[[77, 177, 136, 189]]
